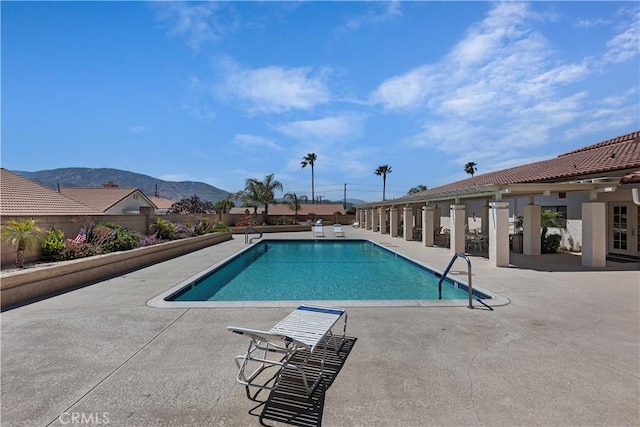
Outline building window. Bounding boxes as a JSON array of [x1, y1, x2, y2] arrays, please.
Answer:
[[542, 206, 567, 228]]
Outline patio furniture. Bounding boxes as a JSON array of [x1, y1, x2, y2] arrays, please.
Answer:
[[333, 224, 345, 237], [228, 305, 348, 396], [313, 224, 325, 237]]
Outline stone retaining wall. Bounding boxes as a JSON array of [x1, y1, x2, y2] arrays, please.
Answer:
[[1, 231, 233, 310]]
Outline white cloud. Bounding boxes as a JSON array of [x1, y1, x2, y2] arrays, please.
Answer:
[[154, 2, 229, 51], [575, 18, 610, 29], [232, 134, 283, 151], [338, 1, 403, 32], [369, 2, 637, 169], [274, 114, 364, 142], [603, 13, 640, 64], [218, 60, 331, 114]]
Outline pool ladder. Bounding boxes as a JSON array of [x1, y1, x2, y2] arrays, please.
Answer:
[[244, 226, 263, 244], [438, 253, 493, 310], [438, 253, 474, 309]]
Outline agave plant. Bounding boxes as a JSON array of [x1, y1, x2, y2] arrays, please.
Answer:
[[1, 218, 44, 268]]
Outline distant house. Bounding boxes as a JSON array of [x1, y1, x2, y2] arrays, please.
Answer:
[[356, 130, 640, 268], [229, 203, 346, 217], [60, 186, 157, 215], [149, 196, 175, 215]]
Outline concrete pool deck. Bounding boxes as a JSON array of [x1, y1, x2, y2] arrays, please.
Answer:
[[1, 227, 639, 426]]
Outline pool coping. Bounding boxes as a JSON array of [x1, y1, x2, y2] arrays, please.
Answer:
[[146, 238, 510, 309]]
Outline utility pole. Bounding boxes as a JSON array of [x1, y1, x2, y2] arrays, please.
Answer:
[[343, 183, 347, 210]]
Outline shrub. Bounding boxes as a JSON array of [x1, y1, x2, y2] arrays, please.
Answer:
[[194, 218, 215, 235], [96, 223, 141, 253], [542, 233, 562, 253], [42, 226, 65, 259], [152, 218, 177, 240], [139, 234, 164, 247], [211, 222, 231, 232]]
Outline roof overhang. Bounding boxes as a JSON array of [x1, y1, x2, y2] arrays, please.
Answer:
[[357, 181, 618, 208]]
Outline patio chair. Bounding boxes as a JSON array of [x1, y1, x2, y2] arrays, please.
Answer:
[[228, 305, 348, 396], [333, 224, 345, 237], [313, 224, 325, 237]]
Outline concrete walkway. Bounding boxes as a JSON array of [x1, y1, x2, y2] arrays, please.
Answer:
[[1, 228, 638, 426]]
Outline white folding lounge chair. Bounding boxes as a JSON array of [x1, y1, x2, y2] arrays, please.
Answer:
[[228, 305, 347, 396], [313, 224, 325, 237], [333, 224, 345, 237]]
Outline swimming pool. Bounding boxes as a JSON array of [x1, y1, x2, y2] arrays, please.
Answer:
[[148, 239, 505, 308]]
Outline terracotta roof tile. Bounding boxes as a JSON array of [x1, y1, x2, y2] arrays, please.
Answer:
[[1, 169, 100, 216], [149, 197, 175, 210], [399, 130, 640, 201]]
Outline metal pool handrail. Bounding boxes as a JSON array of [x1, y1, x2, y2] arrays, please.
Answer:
[[244, 226, 263, 244], [438, 253, 473, 309]]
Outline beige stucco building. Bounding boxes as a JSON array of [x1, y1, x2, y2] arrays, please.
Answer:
[[356, 130, 640, 268]]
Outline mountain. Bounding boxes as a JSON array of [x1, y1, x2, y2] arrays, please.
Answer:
[[14, 168, 231, 203]]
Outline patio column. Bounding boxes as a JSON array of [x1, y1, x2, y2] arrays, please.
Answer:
[[380, 208, 388, 234], [523, 203, 541, 255], [365, 209, 371, 230], [489, 201, 510, 267], [582, 202, 606, 267], [481, 201, 489, 235], [423, 205, 435, 247], [450, 204, 466, 253], [403, 206, 414, 241], [390, 207, 399, 237], [434, 207, 441, 230], [371, 207, 379, 232]]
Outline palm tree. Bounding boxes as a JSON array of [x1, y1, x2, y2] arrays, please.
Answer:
[[301, 153, 317, 204], [407, 185, 427, 195], [374, 165, 393, 201], [464, 162, 478, 177], [244, 174, 283, 224], [1, 218, 44, 268], [283, 192, 307, 221]]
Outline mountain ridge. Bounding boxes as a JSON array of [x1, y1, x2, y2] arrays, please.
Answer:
[[14, 167, 231, 203]]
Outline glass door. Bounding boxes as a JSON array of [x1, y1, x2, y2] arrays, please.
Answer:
[[609, 203, 639, 257]]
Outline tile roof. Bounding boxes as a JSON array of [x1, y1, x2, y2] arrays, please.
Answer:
[[59, 188, 154, 212], [1, 168, 100, 216], [149, 196, 175, 210], [399, 130, 640, 201]]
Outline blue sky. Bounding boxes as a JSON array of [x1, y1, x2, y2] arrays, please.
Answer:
[[2, 1, 639, 202]]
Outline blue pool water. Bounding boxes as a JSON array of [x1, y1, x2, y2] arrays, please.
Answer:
[[167, 240, 491, 302]]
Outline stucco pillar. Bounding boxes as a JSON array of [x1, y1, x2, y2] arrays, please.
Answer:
[[523, 203, 541, 255], [423, 205, 435, 247], [371, 208, 379, 232], [390, 208, 399, 237], [403, 206, 414, 241], [489, 201, 510, 267], [380, 208, 388, 234], [481, 202, 489, 236], [450, 205, 466, 253], [582, 202, 606, 267], [365, 209, 371, 230]]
